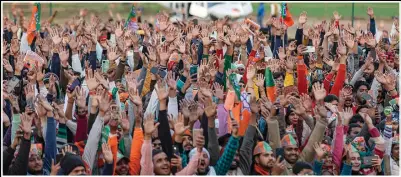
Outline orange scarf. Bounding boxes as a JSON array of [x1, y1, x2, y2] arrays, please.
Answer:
[[254, 164, 270, 175]]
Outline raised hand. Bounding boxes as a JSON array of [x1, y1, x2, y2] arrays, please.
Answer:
[[50, 27, 62, 45], [171, 113, 190, 135], [75, 87, 87, 109], [50, 159, 61, 176], [342, 107, 353, 125], [199, 80, 213, 99], [365, 32, 376, 47], [155, 79, 169, 101], [128, 87, 142, 106], [367, 7, 374, 18], [107, 46, 120, 61], [179, 98, 191, 118], [298, 11, 308, 25], [344, 33, 355, 49], [289, 97, 306, 117], [300, 94, 313, 111], [98, 89, 112, 114], [312, 82, 327, 102], [94, 71, 110, 90], [19, 113, 33, 137], [188, 100, 201, 123], [159, 45, 171, 64], [336, 40, 347, 56], [255, 74, 265, 88], [361, 112, 373, 125], [166, 71, 177, 90], [333, 11, 342, 20], [68, 36, 79, 51], [313, 142, 325, 161], [143, 114, 159, 137], [270, 156, 286, 175], [288, 40, 297, 51], [10, 39, 20, 54], [3, 59, 13, 72], [246, 65, 256, 80], [38, 95, 54, 112], [85, 68, 99, 91], [375, 71, 396, 91], [285, 56, 297, 71], [102, 143, 114, 164], [59, 47, 70, 66], [115, 22, 123, 38], [278, 47, 286, 60]]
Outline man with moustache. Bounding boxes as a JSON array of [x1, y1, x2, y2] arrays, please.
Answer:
[[251, 141, 277, 175]]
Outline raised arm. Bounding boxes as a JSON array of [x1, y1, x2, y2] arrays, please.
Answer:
[[82, 89, 111, 171]]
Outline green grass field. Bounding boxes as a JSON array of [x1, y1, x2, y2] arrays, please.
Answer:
[[4, 2, 398, 21], [252, 3, 398, 20]]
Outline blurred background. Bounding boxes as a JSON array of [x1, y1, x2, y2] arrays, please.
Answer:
[[3, 2, 399, 36]]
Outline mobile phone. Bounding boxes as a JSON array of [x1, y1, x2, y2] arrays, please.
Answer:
[[193, 129, 203, 145], [363, 156, 376, 166], [150, 67, 159, 75], [177, 79, 185, 90], [102, 60, 110, 73], [210, 31, 217, 39], [275, 148, 285, 162], [158, 69, 167, 78], [305, 46, 315, 53], [190, 65, 198, 80], [173, 145, 180, 156], [56, 154, 64, 164], [7, 77, 20, 93], [361, 93, 373, 104], [68, 79, 81, 92]]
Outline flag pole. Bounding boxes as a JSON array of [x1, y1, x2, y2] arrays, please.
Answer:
[[351, 3, 355, 27], [50, 3, 52, 17]]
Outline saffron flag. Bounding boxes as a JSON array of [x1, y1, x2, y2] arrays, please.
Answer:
[[27, 3, 41, 45], [281, 3, 294, 27], [265, 67, 276, 102]]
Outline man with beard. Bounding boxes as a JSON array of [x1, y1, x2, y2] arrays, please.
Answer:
[[350, 56, 374, 85], [280, 117, 327, 176], [226, 150, 241, 175], [189, 119, 240, 175], [24, 98, 57, 175], [174, 129, 193, 168], [251, 141, 276, 175], [140, 115, 200, 175]]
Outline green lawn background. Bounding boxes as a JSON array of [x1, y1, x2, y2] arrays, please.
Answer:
[[3, 2, 398, 23]]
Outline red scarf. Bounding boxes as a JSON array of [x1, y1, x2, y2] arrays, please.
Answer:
[[254, 164, 270, 175]]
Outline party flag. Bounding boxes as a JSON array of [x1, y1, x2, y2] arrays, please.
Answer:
[[27, 3, 41, 45], [229, 73, 241, 100], [280, 3, 294, 27], [124, 4, 139, 31], [265, 68, 276, 102]]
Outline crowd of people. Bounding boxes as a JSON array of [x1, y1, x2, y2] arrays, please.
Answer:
[[2, 3, 400, 176]]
